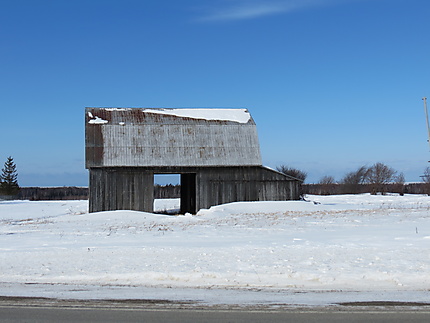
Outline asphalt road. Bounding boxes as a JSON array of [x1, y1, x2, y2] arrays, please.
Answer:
[[1, 300, 430, 323]]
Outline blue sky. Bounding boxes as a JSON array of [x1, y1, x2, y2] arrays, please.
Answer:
[[1, 0, 429, 186]]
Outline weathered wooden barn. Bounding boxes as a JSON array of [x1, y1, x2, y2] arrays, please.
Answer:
[[85, 108, 300, 213]]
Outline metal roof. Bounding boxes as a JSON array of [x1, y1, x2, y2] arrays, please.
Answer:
[[85, 108, 263, 168]]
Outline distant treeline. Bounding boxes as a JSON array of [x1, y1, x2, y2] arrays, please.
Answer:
[[16, 184, 181, 201], [154, 184, 180, 199], [18, 187, 89, 200], [10, 182, 430, 201], [302, 182, 430, 196]]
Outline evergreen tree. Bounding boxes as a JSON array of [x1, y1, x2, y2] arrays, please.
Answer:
[[0, 156, 20, 196]]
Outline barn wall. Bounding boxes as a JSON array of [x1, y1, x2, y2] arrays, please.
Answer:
[[88, 166, 299, 213], [196, 167, 300, 211], [89, 168, 153, 213]]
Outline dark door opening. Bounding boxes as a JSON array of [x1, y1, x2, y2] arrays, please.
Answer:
[[180, 173, 196, 214]]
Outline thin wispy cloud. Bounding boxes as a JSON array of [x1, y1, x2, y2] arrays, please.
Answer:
[[195, 0, 358, 22], [197, 1, 297, 22]]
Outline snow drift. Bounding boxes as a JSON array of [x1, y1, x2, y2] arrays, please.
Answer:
[[0, 194, 430, 302]]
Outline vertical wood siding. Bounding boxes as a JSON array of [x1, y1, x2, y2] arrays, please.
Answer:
[[88, 166, 299, 213], [196, 167, 299, 211], [89, 168, 153, 213]]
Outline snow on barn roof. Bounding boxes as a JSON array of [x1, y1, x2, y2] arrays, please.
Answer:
[[137, 108, 251, 124], [85, 108, 262, 168], [88, 108, 251, 124]]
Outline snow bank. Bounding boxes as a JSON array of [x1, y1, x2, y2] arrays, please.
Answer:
[[1, 194, 430, 303]]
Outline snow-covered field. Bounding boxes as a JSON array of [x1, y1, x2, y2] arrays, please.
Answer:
[[1, 194, 429, 306]]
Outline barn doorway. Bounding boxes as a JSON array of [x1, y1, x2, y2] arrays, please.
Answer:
[[154, 174, 180, 214], [153, 173, 196, 214], [180, 173, 196, 214]]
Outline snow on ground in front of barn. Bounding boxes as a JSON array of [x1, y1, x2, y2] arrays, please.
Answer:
[[0, 194, 430, 305]]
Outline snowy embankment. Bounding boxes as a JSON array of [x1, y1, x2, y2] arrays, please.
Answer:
[[0, 194, 430, 304]]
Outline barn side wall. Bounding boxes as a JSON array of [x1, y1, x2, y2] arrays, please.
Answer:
[[196, 167, 300, 211], [89, 168, 153, 213], [88, 166, 300, 213]]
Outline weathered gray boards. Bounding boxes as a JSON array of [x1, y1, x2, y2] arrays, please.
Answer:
[[85, 108, 300, 213]]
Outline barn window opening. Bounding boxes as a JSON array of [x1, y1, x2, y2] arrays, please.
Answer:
[[154, 174, 180, 215]]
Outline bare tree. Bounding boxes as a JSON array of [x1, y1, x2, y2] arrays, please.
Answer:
[[318, 175, 336, 195], [340, 166, 369, 193], [276, 165, 307, 182], [367, 162, 397, 195], [393, 172, 405, 196]]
